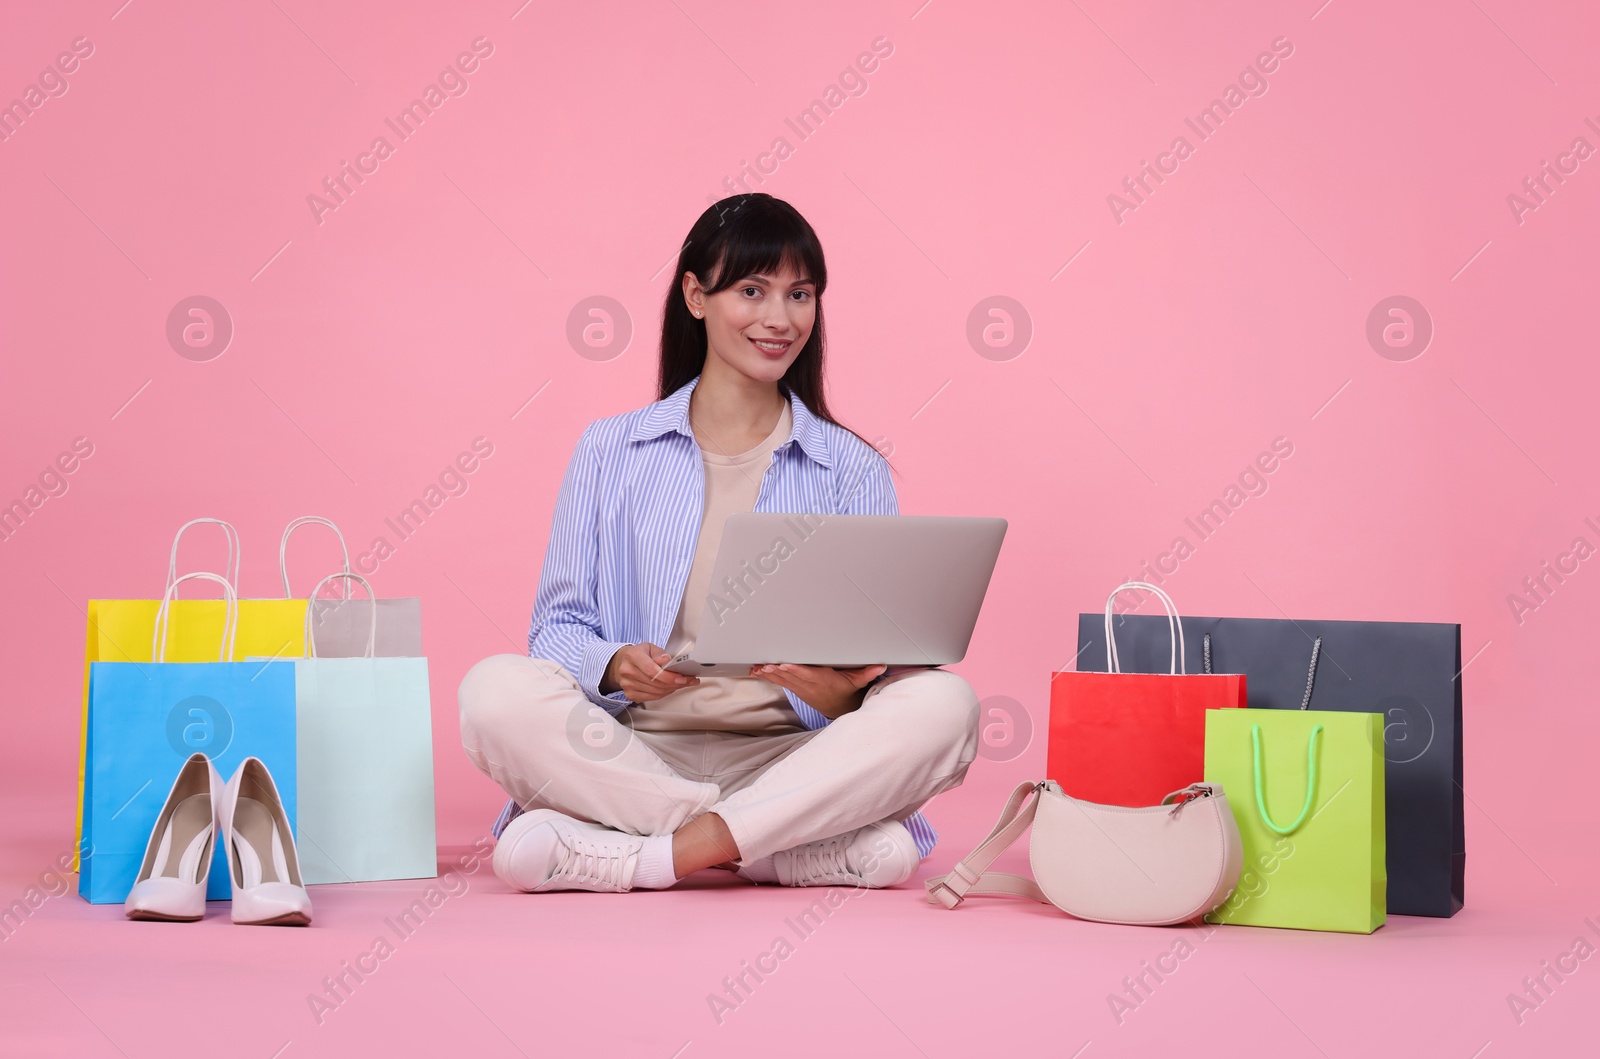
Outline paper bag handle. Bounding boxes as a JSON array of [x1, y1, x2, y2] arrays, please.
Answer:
[[1250, 723, 1323, 835], [1205, 632, 1322, 709], [153, 572, 238, 662], [166, 519, 240, 594], [1104, 581, 1186, 675], [304, 572, 377, 659], [280, 516, 352, 599]]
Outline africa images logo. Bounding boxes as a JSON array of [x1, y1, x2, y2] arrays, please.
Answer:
[[306, 37, 495, 225], [1107, 35, 1296, 225]]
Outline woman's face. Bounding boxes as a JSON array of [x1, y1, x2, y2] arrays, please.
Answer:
[[685, 259, 816, 384]]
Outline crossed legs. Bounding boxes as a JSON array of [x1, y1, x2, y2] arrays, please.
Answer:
[[458, 654, 979, 887]]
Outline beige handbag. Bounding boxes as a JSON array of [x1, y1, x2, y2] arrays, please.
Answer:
[[927, 780, 1243, 926]]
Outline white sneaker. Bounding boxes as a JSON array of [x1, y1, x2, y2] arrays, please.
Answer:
[[493, 809, 646, 893], [762, 819, 920, 889]]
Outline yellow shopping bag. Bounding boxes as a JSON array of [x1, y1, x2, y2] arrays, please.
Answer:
[[73, 519, 307, 869]]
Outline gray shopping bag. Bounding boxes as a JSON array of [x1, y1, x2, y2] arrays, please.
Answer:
[[281, 516, 422, 657]]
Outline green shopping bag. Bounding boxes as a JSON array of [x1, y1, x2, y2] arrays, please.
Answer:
[[1203, 707, 1385, 934]]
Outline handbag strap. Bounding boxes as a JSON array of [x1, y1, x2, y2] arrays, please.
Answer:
[[925, 782, 1052, 909]]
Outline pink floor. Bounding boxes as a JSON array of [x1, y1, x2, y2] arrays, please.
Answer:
[[4, 776, 1595, 1059]]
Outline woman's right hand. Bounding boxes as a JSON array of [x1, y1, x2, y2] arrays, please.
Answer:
[[601, 642, 701, 702]]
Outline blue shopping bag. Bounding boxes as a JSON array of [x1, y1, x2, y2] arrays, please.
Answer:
[[80, 574, 298, 904]]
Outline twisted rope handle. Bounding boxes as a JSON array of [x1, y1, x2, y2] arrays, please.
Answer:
[[165, 519, 240, 595], [303, 571, 377, 659], [1299, 636, 1322, 710], [280, 516, 352, 599], [1103, 582, 1186, 675], [1203, 631, 1320, 711], [153, 572, 239, 662]]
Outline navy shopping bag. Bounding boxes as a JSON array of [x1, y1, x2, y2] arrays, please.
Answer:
[[80, 574, 298, 904]]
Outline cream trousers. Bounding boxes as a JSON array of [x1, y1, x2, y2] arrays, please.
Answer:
[[458, 654, 980, 865]]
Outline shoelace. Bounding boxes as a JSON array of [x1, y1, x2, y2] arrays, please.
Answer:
[[785, 833, 857, 886], [549, 830, 639, 890]]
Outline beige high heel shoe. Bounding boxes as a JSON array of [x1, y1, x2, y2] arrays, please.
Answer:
[[220, 757, 313, 926], [124, 752, 222, 922]]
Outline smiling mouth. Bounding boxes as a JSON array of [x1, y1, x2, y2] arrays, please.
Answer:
[[749, 337, 792, 356]]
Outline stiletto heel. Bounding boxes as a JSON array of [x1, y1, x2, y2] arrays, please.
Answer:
[[221, 757, 312, 926], [124, 752, 223, 922]]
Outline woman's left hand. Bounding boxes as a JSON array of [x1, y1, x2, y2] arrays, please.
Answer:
[[748, 662, 888, 720]]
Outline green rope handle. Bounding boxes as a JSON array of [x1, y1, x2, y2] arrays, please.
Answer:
[[1250, 723, 1323, 835]]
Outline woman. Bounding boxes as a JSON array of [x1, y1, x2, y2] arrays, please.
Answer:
[[458, 193, 980, 894]]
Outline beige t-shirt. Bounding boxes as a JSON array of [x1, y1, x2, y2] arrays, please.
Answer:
[[629, 401, 803, 734]]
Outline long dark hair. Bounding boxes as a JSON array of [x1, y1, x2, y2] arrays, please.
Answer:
[[657, 193, 881, 456]]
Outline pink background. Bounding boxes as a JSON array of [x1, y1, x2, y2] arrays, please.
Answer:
[[4, 1, 1598, 1056]]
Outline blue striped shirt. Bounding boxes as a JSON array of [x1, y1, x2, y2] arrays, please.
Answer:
[[491, 372, 938, 858]]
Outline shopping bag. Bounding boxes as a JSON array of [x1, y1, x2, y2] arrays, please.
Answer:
[[1048, 584, 1245, 807], [280, 516, 423, 657], [1203, 704, 1385, 933], [80, 574, 298, 903], [284, 572, 435, 884], [1077, 609, 1462, 917], [75, 519, 307, 869]]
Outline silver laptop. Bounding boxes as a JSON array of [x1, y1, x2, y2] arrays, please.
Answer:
[[662, 513, 1007, 676]]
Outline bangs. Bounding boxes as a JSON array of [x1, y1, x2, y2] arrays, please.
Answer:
[[703, 207, 827, 296]]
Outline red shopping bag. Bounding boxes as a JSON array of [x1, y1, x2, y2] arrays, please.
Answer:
[[1047, 583, 1245, 806]]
